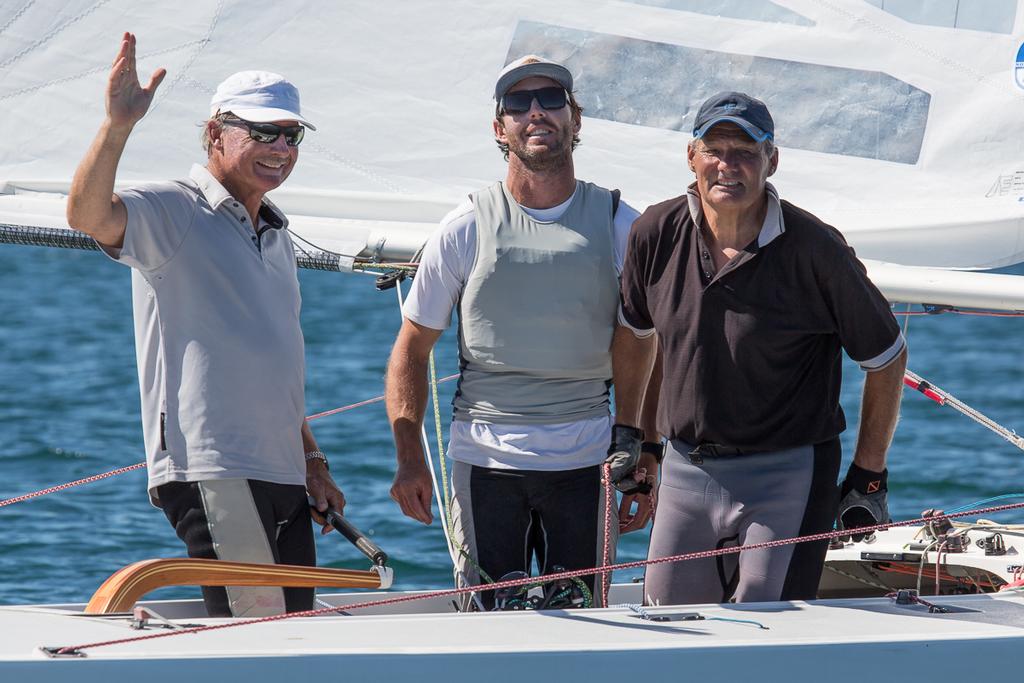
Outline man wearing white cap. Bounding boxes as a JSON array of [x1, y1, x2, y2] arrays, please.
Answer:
[[386, 55, 652, 609], [67, 33, 344, 617]]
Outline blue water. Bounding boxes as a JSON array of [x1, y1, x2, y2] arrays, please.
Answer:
[[0, 245, 1022, 606]]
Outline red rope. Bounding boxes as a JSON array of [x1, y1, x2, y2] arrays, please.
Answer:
[[0, 462, 146, 508], [4, 379, 460, 508], [306, 374, 457, 421], [600, 463, 613, 606], [52, 499, 1024, 655]]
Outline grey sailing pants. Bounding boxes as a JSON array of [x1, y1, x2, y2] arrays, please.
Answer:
[[644, 439, 840, 605]]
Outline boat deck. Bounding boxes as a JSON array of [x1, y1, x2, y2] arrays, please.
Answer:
[[2, 589, 1023, 682]]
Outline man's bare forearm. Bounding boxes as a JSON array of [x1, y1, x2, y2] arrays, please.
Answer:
[[300, 419, 319, 452], [853, 348, 907, 471], [385, 344, 430, 465], [639, 344, 662, 441], [67, 119, 132, 248], [612, 324, 657, 428]]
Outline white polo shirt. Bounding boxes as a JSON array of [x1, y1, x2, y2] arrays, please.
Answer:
[[106, 165, 306, 503]]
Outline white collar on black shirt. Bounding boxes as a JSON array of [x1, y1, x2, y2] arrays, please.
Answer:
[[189, 164, 289, 231], [685, 182, 784, 248]]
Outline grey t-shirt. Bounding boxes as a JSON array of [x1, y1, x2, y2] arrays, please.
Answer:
[[105, 164, 306, 503]]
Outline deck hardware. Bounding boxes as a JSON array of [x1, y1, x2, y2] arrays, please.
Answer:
[[129, 605, 197, 630], [891, 589, 952, 613], [862, 552, 922, 562], [369, 237, 386, 262], [941, 534, 969, 553], [375, 268, 407, 290], [979, 533, 1006, 556], [131, 606, 151, 629], [38, 646, 85, 658], [922, 509, 954, 541]]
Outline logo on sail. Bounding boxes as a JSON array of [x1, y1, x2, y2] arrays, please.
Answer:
[[1016, 42, 1024, 90]]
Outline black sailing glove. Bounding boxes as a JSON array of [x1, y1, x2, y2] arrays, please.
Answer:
[[837, 462, 891, 542], [605, 424, 650, 494]]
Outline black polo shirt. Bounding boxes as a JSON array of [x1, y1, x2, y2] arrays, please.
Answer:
[[620, 185, 905, 450]]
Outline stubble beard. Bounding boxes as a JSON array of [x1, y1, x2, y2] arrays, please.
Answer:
[[508, 128, 573, 173]]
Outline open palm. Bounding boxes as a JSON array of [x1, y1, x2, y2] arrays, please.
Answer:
[[107, 32, 166, 128]]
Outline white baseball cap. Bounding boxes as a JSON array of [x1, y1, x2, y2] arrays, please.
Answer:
[[210, 70, 316, 130]]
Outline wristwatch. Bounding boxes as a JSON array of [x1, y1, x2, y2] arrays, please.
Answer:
[[304, 449, 330, 470]]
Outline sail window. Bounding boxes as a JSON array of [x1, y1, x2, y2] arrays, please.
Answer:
[[623, 0, 813, 26], [507, 22, 930, 165], [865, 0, 1018, 34]]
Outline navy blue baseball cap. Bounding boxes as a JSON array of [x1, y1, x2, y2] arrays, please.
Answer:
[[693, 92, 774, 143]]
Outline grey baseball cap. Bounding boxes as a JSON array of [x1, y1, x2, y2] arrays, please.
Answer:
[[494, 55, 573, 100]]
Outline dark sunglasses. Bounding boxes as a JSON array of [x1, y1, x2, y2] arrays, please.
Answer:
[[222, 118, 305, 146], [500, 87, 568, 114]]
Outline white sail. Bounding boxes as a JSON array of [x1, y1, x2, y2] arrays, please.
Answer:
[[1, 0, 1022, 284]]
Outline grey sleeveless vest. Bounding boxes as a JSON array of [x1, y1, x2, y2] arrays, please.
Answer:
[[453, 180, 618, 424]]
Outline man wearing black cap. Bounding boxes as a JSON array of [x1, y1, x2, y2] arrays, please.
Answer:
[[386, 55, 650, 609], [609, 92, 907, 605]]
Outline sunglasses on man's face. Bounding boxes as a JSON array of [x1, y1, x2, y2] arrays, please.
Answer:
[[500, 87, 568, 114], [222, 118, 305, 146]]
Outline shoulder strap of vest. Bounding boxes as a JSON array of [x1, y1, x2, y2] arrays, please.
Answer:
[[611, 189, 621, 217]]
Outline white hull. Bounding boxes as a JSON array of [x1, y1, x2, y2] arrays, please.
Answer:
[[4, 591, 1022, 682], [3, 524, 1022, 681]]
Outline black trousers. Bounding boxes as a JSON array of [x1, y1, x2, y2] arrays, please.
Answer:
[[158, 479, 315, 617], [450, 462, 614, 609]]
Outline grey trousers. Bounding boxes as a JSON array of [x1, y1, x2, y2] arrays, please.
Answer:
[[644, 439, 840, 605]]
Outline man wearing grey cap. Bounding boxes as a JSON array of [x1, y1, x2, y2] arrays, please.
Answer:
[[610, 91, 907, 605], [66, 33, 344, 617], [386, 55, 649, 609]]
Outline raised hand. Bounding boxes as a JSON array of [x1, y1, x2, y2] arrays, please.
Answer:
[[107, 32, 166, 129]]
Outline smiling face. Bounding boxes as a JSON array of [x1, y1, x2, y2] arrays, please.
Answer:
[[206, 117, 299, 204], [687, 122, 778, 214], [493, 76, 580, 172]]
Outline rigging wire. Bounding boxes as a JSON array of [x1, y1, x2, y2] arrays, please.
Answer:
[[0, 222, 419, 273], [904, 370, 1024, 451]]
